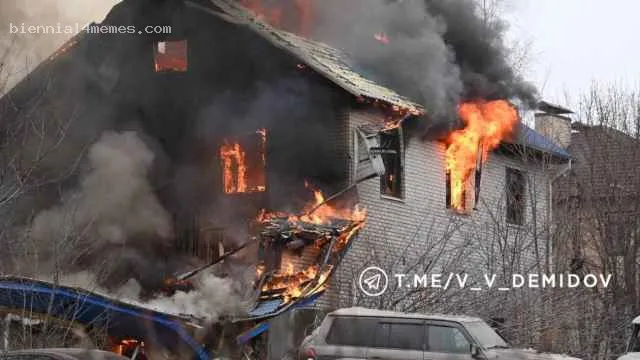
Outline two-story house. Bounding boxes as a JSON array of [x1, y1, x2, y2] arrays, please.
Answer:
[[0, 0, 571, 355]]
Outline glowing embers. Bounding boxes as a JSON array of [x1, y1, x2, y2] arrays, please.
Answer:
[[112, 339, 146, 358], [154, 40, 188, 72], [220, 129, 267, 194]]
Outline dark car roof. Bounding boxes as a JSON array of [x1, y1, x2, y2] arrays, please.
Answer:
[[2, 348, 128, 360]]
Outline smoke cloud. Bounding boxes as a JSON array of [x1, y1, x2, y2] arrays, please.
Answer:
[[29, 131, 177, 291], [0, 0, 119, 91], [28, 130, 252, 320], [254, 0, 537, 134]]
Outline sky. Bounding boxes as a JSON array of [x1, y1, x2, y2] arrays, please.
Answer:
[[504, 0, 640, 108]]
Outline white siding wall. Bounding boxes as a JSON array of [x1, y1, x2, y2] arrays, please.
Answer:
[[314, 108, 554, 345]]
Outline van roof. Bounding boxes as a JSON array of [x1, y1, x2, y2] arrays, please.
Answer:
[[329, 307, 484, 323]]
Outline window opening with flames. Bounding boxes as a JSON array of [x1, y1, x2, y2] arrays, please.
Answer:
[[220, 129, 267, 194], [154, 40, 188, 72]]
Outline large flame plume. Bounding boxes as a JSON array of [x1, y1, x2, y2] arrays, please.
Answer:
[[444, 100, 519, 211]]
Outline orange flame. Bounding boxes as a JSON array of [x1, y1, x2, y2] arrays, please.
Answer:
[[445, 100, 519, 211], [220, 129, 267, 194], [220, 141, 248, 194], [256, 182, 367, 304], [112, 339, 143, 356], [299, 182, 367, 224], [240, 0, 315, 37]]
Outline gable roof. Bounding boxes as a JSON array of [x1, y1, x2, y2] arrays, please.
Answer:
[[555, 123, 640, 199], [189, 0, 424, 116], [195, 0, 569, 161]]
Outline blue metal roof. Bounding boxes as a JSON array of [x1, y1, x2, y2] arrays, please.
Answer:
[[0, 277, 210, 360], [510, 123, 571, 160]]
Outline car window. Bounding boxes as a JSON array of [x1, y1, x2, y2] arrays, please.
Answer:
[[372, 322, 390, 348], [387, 323, 425, 351], [325, 316, 376, 347], [427, 325, 470, 353]]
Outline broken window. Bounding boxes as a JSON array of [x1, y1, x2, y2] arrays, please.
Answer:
[[220, 129, 267, 194], [379, 129, 403, 199], [506, 168, 526, 225], [446, 170, 467, 211], [154, 40, 188, 72]]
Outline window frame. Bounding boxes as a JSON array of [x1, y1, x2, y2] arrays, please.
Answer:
[[379, 127, 405, 200], [505, 167, 526, 225], [445, 170, 468, 211], [385, 321, 427, 351], [325, 316, 378, 347], [425, 321, 474, 354]]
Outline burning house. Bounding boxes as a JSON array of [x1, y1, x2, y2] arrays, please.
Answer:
[[0, 0, 573, 357]]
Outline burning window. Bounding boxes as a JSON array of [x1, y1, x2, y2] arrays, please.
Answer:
[[506, 168, 526, 225], [379, 129, 403, 199], [154, 40, 188, 72], [446, 170, 468, 211], [220, 129, 267, 194]]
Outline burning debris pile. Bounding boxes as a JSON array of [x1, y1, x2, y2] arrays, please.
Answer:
[[253, 186, 366, 307]]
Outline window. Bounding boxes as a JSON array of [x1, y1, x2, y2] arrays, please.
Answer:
[[387, 323, 425, 351], [326, 317, 376, 347], [446, 171, 467, 211], [379, 129, 403, 199], [154, 40, 188, 72], [427, 325, 470, 353], [506, 168, 526, 225], [372, 322, 391, 348], [219, 129, 267, 194]]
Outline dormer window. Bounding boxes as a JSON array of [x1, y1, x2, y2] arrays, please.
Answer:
[[154, 40, 188, 72]]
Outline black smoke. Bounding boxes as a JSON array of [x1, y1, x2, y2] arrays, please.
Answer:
[[257, 0, 537, 135]]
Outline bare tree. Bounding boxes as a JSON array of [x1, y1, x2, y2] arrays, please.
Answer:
[[549, 83, 640, 359]]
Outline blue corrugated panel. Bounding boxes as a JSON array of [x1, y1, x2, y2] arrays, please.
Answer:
[[511, 124, 571, 159], [248, 299, 282, 317], [237, 322, 270, 344], [0, 277, 210, 360]]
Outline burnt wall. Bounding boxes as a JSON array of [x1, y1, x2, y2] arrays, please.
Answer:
[[0, 0, 350, 246]]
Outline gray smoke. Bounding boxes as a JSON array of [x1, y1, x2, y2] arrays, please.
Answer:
[[258, 0, 537, 134], [29, 131, 177, 290], [0, 0, 118, 91]]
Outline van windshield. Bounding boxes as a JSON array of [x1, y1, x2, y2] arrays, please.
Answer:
[[464, 321, 510, 349]]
